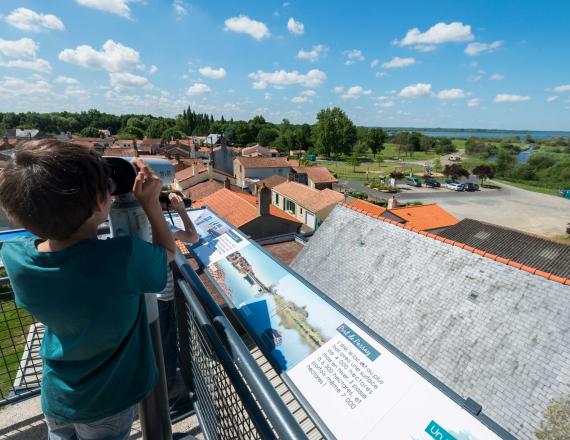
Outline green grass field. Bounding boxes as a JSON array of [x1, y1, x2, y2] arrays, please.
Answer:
[[320, 160, 425, 181], [493, 179, 561, 196]]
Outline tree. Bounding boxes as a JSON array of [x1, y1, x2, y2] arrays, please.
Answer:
[[434, 137, 456, 154], [443, 164, 470, 180], [393, 132, 409, 158], [313, 107, 357, 158], [347, 152, 361, 172], [119, 125, 144, 139], [80, 126, 101, 137], [536, 396, 570, 440], [256, 127, 279, 146], [420, 136, 435, 152], [432, 158, 443, 173], [146, 119, 171, 139], [495, 149, 517, 175], [161, 127, 186, 142], [389, 171, 404, 180], [472, 165, 495, 183], [367, 128, 387, 157]]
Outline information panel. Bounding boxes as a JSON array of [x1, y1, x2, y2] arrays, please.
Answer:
[[176, 208, 506, 440]]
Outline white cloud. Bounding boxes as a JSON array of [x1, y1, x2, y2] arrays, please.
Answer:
[[549, 85, 570, 93], [341, 85, 372, 100], [465, 41, 502, 56], [224, 15, 270, 40], [64, 86, 89, 97], [297, 45, 327, 62], [75, 0, 132, 19], [59, 40, 141, 72], [4, 8, 65, 32], [397, 22, 473, 47], [344, 49, 364, 65], [54, 76, 79, 84], [291, 96, 308, 104], [437, 88, 467, 99], [0, 58, 51, 72], [109, 72, 152, 90], [546, 96, 559, 102], [413, 44, 437, 52], [287, 17, 304, 35], [382, 56, 416, 68], [248, 69, 326, 89], [370, 59, 379, 68], [398, 83, 432, 98], [375, 100, 395, 108], [0, 38, 38, 59], [173, 0, 187, 19], [494, 94, 530, 103], [489, 73, 504, 80], [199, 66, 227, 79], [301, 89, 316, 97], [375, 71, 388, 78], [467, 98, 480, 107], [0, 76, 52, 96], [264, 92, 272, 100], [187, 82, 211, 96], [333, 86, 344, 94], [149, 65, 158, 74]]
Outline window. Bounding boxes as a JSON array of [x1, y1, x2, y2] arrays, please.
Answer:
[[300, 208, 303, 214], [285, 199, 296, 214], [275, 193, 280, 204]]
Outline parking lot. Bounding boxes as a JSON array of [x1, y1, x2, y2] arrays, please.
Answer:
[[343, 179, 570, 238]]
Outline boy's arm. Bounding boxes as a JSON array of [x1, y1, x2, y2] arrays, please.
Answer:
[[132, 159, 176, 262], [169, 193, 199, 244]]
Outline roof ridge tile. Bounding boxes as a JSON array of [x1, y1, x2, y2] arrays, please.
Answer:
[[338, 202, 570, 286]]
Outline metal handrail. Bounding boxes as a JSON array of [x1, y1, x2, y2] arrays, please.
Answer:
[[174, 252, 308, 440]]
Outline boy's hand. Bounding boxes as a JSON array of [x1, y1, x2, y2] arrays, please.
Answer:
[[132, 158, 162, 209], [168, 193, 186, 213]]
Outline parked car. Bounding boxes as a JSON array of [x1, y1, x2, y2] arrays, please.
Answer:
[[560, 189, 570, 199], [405, 177, 422, 187], [463, 182, 480, 191], [448, 155, 461, 162], [424, 178, 441, 188], [446, 182, 464, 191]]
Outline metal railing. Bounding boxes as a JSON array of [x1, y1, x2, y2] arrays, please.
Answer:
[[0, 276, 42, 406], [173, 252, 309, 440]]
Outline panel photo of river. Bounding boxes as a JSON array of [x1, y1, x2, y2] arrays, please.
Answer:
[[208, 244, 351, 371]]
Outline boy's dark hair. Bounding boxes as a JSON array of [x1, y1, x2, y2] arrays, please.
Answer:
[[0, 139, 110, 240]]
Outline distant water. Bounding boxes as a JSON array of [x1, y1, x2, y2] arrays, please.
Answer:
[[488, 144, 536, 164], [416, 130, 570, 140]]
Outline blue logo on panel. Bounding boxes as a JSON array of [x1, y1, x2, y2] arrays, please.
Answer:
[[425, 420, 457, 440]]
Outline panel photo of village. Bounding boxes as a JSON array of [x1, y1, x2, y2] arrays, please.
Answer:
[[208, 243, 350, 371]]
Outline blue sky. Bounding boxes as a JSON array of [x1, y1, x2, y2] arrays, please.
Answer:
[[1, 0, 569, 130]]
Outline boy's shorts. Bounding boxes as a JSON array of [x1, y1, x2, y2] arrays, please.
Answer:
[[45, 404, 137, 440]]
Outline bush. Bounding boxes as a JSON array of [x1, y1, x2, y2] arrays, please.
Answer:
[[346, 191, 368, 200]]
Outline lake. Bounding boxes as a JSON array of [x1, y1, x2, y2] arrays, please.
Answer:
[[414, 130, 570, 140]]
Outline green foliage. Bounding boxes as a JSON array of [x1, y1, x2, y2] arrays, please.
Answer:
[[80, 126, 101, 137], [146, 118, 172, 139], [313, 107, 357, 157], [495, 149, 517, 175], [465, 137, 489, 156], [161, 127, 186, 142], [347, 152, 361, 171], [256, 127, 279, 146], [119, 125, 144, 139], [434, 137, 456, 154], [366, 128, 387, 156], [433, 158, 443, 173]]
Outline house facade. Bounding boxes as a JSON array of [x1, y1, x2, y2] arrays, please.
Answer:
[[233, 156, 292, 188]]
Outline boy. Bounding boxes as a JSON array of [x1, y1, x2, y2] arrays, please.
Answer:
[[0, 140, 176, 439], [158, 192, 198, 395]]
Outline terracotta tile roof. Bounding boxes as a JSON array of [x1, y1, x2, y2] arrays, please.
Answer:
[[350, 199, 386, 216], [294, 166, 338, 184], [175, 164, 207, 182], [259, 175, 287, 189], [194, 188, 299, 227], [263, 241, 304, 265], [102, 147, 136, 157], [273, 181, 344, 213], [388, 204, 459, 231], [235, 156, 291, 169], [115, 139, 135, 145], [184, 180, 224, 202], [337, 201, 570, 286], [141, 138, 162, 145]]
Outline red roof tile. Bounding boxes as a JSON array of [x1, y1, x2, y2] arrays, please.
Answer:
[[273, 181, 344, 213], [235, 156, 291, 169], [294, 166, 338, 184], [349, 199, 386, 216], [388, 204, 459, 231]]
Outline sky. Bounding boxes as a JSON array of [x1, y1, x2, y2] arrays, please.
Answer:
[[1, 0, 569, 130]]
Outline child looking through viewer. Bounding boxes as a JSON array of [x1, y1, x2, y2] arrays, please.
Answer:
[[0, 140, 175, 440]]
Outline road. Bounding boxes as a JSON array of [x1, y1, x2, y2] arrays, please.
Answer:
[[341, 180, 570, 238]]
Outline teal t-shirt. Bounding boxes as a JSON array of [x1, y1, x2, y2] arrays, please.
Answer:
[[1, 235, 167, 423]]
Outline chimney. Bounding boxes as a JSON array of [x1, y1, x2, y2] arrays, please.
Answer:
[[190, 143, 196, 159], [133, 139, 137, 152], [387, 195, 398, 209], [224, 177, 231, 189], [175, 153, 181, 162], [258, 184, 271, 217], [192, 163, 197, 176]]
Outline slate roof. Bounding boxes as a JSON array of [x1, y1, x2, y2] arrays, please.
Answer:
[[291, 203, 570, 440], [438, 218, 570, 279], [389, 203, 459, 231], [272, 181, 344, 213], [235, 156, 291, 169]]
